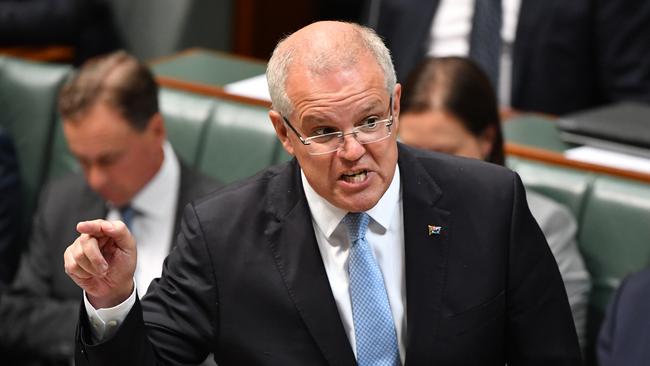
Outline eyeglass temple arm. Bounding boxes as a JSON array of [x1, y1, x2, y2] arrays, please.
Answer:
[[281, 115, 309, 145]]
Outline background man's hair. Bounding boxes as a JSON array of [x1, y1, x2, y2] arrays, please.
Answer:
[[58, 50, 159, 131]]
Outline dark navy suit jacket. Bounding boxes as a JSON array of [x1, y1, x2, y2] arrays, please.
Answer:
[[598, 268, 650, 366]]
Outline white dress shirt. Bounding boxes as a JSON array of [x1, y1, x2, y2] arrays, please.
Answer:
[[302, 167, 406, 364], [427, 0, 522, 105], [84, 141, 179, 338]]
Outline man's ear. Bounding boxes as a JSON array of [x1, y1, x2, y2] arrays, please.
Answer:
[[392, 83, 402, 131], [147, 112, 166, 142], [269, 110, 295, 156], [478, 125, 496, 160]]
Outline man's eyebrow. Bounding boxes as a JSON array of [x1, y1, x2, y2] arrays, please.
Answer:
[[300, 102, 385, 124]]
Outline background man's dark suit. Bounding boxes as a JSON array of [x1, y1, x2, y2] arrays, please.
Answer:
[[76, 144, 580, 365], [370, 0, 650, 115], [0, 162, 216, 364], [597, 268, 650, 366], [0, 128, 22, 290]]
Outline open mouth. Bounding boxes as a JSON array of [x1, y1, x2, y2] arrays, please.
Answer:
[[341, 170, 368, 183]]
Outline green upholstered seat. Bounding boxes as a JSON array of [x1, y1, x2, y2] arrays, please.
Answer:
[[0, 56, 72, 230], [503, 115, 572, 153], [46, 116, 81, 180], [506, 157, 595, 218], [198, 100, 281, 184], [152, 50, 267, 87], [273, 145, 293, 165], [579, 177, 650, 312], [507, 156, 650, 365], [578, 176, 650, 364], [159, 88, 214, 166]]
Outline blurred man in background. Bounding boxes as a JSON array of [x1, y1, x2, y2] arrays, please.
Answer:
[[0, 51, 218, 365]]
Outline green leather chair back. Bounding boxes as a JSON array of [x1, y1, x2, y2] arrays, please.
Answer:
[[579, 177, 650, 312], [577, 176, 650, 364], [159, 88, 214, 166], [198, 100, 281, 184], [0, 56, 72, 228], [503, 115, 571, 153], [273, 145, 293, 166], [47, 116, 80, 180], [506, 157, 595, 218]]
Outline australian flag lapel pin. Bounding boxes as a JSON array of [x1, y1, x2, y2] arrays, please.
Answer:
[[428, 225, 442, 236]]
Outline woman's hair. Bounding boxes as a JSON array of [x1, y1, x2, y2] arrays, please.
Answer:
[[401, 56, 504, 165]]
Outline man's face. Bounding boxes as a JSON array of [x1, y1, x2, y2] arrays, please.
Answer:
[[63, 102, 164, 207], [270, 53, 401, 212], [399, 109, 489, 160]]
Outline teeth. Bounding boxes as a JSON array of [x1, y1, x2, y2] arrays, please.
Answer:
[[342, 170, 367, 183]]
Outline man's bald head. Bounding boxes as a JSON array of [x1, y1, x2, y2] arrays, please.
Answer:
[[266, 21, 396, 117]]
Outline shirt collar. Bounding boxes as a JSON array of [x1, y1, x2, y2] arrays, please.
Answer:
[[127, 141, 180, 217], [301, 164, 401, 239]]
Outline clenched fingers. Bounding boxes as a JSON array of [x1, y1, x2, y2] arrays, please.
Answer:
[[64, 234, 108, 279], [77, 219, 134, 251]]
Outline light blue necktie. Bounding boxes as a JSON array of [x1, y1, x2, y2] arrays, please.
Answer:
[[344, 212, 401, 366]]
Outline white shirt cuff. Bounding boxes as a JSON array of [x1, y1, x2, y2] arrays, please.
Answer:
[[83, 280, 137, 342]]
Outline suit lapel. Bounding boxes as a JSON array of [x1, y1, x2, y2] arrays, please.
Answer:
[[174, 162, 195, 239], [265, 160, 356, 366], [398, 145, 451, 365]]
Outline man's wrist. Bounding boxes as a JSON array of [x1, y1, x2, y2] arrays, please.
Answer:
[[87, 280, 135, 309], [84, 280, 137, 342]]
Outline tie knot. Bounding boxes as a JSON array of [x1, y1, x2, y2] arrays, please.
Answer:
[[343, 212, 370, 243]]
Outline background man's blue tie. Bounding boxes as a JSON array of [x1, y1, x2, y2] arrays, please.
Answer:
[[343, 212, 401, 366], [119, 205, 135, 231], [469, 0, 502, 89]]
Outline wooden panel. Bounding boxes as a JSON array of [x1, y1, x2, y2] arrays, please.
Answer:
[[0, 46, 74, 62], [231, 0, 319, 59], [505, 142, 650, 184]]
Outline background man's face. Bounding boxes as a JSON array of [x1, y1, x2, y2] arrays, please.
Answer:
[[63, 102, 164, 207], [273, 53, 401, 212]]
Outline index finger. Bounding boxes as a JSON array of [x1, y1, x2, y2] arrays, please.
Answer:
[[76, 219, 111, 238], [78, 220, 135, 251]]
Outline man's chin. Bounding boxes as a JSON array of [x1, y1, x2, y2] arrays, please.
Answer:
[[332, 192, 382, 213]]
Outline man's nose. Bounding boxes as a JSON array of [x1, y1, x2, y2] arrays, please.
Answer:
[[87, 165, 107, 190], [337, 133, 366, 160]]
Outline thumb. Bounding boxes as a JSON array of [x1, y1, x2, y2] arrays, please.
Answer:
[[100, 220, 136, 251]]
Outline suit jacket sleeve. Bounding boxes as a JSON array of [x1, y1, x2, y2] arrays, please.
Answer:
[[597, 269, 650, 366], [76, 202, 218, 366], [506, 175, 582, 364], [596, 274, 626, 366]]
